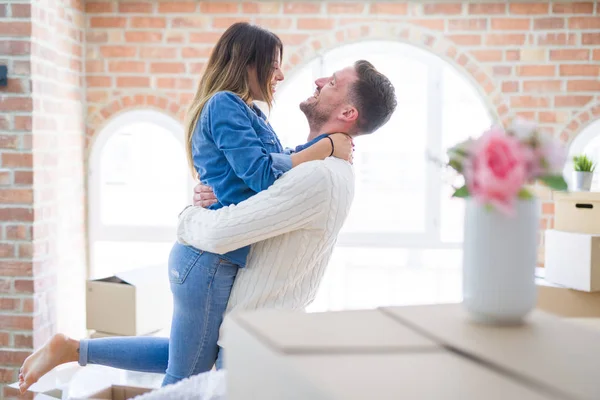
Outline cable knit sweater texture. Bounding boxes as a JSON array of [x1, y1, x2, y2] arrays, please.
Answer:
[[177, 157, 355, 315]]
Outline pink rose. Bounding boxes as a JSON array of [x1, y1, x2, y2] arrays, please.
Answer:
[[517, 137, 566, 182], [537, 138, 567, 176], [464, 127, 530, 215]]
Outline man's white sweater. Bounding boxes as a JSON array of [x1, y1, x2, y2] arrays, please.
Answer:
[[177, 157, 354, 315]]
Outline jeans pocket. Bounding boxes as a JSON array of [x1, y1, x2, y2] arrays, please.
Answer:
[[168, 242, 203, 285]]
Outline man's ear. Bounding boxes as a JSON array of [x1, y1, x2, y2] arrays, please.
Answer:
[[339, 106, 358, 123]]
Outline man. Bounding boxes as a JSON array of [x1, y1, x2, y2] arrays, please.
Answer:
[[177, 60, 397, 352]]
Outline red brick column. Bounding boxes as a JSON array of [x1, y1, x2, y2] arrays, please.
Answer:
[[0, 0, 35, 394], [1, 0, 86, 396]]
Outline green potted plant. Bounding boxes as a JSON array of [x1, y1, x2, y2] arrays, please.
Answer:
[[572, 154, 595, 191]]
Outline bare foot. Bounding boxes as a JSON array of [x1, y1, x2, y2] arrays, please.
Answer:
[[19, 333, 79, 394]]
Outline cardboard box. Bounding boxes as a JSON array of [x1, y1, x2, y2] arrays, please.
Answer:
[[225, 307, 594, 400], [544, 229, 600, 292], [89, 328, 170, 339], [566, 318, 600, 332], [536, 268, 600, 317], [79, 384, 152, 399], [36, 385, 152, 399], [224, 309, 442, 400], [553, 191, 600, 234], [10, 363, 162, 399], [89, 330, 120, 339], [383, 305, 600, 400], [86, 265, 171, 336]]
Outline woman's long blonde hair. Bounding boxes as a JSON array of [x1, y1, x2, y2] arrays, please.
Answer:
[[184, 22, 283, 178]]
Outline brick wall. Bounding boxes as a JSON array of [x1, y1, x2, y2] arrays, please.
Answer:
[[0, 0, 35, 394], [0, 0, 85, 396], [0, 0, 599, 392], [84, 0, 600, 266]]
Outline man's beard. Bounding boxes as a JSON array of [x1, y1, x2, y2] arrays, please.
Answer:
[[300, 101, 330, 132]]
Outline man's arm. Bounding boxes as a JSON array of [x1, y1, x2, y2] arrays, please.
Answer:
[[177, 162, 332, 255]]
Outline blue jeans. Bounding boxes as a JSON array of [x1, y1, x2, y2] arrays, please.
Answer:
[[78, 243, 238, 386]]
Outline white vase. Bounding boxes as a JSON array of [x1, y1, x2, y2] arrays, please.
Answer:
[[572, 171, 593, 191], [462, 198, 539, 325]]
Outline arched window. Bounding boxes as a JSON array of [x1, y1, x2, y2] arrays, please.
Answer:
[[269, 41, 493, 311], [88, 110, 193, 279], [564, 118, 600, 190]]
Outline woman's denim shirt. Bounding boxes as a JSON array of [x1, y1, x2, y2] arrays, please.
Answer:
[[191, 91, 325, 266]]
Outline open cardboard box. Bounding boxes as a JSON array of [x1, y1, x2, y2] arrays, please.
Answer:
[[34, 385, 152, 400], [10, 363, 162, 399], [86, 265, 171, 336]]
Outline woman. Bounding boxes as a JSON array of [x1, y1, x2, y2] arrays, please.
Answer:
[[19, 22, 352, 392]]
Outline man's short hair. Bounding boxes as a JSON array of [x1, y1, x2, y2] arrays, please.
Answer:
[[349, 60, 397, 135]]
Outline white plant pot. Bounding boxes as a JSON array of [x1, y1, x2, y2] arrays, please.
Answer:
[[462, 198, 539, 325], [572, 171, 593, 191]]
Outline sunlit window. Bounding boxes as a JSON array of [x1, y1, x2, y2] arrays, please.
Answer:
[[268, 41, 493, 311], [88, 110, 193, 279], [564, 118, 600, 190]]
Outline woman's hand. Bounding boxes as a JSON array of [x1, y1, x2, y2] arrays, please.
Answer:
[[193, 183, 217, 208], [329, 133, 354, 163]]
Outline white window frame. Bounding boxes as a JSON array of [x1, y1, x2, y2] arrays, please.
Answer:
[[565, 119, 600, 156], [564, 118, 600, 189], [88, 109, 194, 276], [290, 41, 489, 250]]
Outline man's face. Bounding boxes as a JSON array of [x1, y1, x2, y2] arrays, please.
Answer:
[[299, 65, 358, 129]]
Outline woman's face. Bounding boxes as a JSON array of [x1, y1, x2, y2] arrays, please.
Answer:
[[248, 51, 284, 102]]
